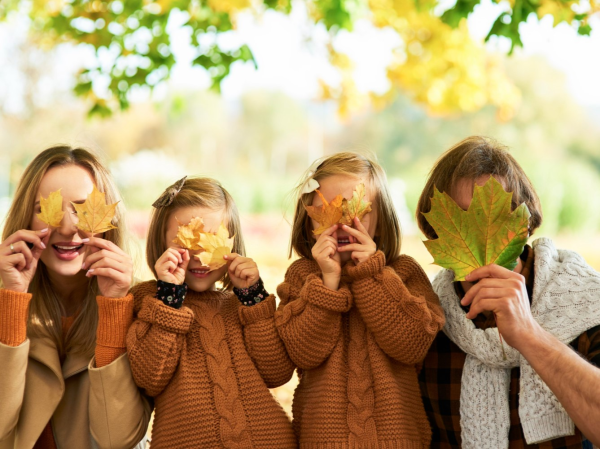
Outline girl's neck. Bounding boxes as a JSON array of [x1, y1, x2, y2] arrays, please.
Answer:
[[47, 270, 89, 316]]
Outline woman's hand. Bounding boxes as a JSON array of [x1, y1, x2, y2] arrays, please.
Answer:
[[0, 229, 50, 293], [311, 224, 342, 291], [154, 247, 190, 285], [225, 253, 259, 289], [82, 237, 134, 298], [337, 217, 377, 264]]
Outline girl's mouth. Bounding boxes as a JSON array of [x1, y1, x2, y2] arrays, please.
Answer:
[[189, 268, 211, 278], [52, 243, 83, 261], [337, 236, 354, 248]]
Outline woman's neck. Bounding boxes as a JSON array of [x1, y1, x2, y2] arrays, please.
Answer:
[[47, 271, 89, 316]]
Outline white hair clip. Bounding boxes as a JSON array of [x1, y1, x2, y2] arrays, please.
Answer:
[[301, 178, 320, 194]]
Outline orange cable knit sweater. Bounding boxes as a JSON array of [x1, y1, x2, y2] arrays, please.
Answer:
[[274, 251, 445, 449], [126, 281, 297, 449], [0, 288, 134, 448]]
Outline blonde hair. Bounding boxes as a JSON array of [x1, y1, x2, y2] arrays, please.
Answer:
[[416, 136, 543, 240], [289, 152, 401, 264], [146, 177, 245, 291], [1, 145, 127, 358]]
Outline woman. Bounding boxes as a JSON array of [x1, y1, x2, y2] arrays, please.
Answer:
[[0, 146, 151, 449]]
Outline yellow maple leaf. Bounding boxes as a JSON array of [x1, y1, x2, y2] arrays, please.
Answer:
[[195, 224, 234, 271], [305, 190, 345, 235], [173, 217, 205, 250], [340, 183, 372, 226], [72, 186, 118, 236], [37, 189, 64, 228]]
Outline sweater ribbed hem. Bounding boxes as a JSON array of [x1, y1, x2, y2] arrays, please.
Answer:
[[0, 288, 32, 346], [305, 274, 353, 312], [345, 251, 386, 281], [299, 439, 427, 449], [522, 411, 575, 444], [96, 294, 134, 347], [238, 295, 276, 325]]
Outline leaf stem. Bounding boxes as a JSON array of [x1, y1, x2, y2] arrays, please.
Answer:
[[494, 312, 507, 360]]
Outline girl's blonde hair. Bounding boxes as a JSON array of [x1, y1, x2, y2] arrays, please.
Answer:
[[1, 145, 127, 358], [289, 152, 401, 264], [146, 177, 245, 291]]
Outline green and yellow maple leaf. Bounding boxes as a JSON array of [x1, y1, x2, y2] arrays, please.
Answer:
[[37, 189, 64, 228], [196, 224, 235, 271], [72, 186, 118, 236], [422, 176, 530, 281], [340, 183, 372, 226]]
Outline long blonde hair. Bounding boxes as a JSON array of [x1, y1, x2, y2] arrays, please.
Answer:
[[146, 177, 245, 291], [1, 146, 127, 358], [289, 152, 402, 264]]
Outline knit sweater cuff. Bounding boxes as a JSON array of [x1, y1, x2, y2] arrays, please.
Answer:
[[345, 250, 386, 281], [96, 294, 134, 348], [0, 289, 32, 347], [138, 295, 194, 334], [239, 295, 277, 325], [305, 274, 353, 312]]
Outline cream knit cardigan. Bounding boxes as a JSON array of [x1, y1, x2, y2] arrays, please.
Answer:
[[433, 238, 600, 448]]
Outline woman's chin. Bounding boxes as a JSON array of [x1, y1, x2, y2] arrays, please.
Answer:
[[40, 255, 85, 278]]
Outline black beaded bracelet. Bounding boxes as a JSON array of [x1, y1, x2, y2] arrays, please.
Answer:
[[156, 280, 188, 309], [233, 278, 268, 307]]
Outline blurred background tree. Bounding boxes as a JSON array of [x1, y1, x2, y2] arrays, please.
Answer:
[[1, 0, 597, 117]]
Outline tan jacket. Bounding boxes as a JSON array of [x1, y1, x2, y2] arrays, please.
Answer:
[[0, 334, 152, 449]]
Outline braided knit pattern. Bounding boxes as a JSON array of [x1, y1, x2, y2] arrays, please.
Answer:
[[127, 281, 297, 449], [346, 310, 378, 446], [195, 299, 253, 449], [276, 253, 444, 449]]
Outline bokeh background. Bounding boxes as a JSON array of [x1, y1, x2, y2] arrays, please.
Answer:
[[1, 0, 600, 435]]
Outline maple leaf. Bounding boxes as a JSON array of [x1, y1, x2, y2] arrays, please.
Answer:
[[422, 176, 530, 281], [195, 224, 235, 271], [305, 190, 344, 235], [72, 186, 118, 236], [37, 189, 64, 228], [173, 217, 205, 250], [340, 183, 372, 226]]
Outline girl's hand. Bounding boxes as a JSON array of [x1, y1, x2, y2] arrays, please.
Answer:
[[0, 229, 50, 293], [82, 237, 134, 298], [225, 253, 259, 289], [154, 247, 190, 285], [337, 217, 377, 264], [311, 224, 341, 290]]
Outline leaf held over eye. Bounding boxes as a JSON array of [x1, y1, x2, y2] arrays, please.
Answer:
[[195, 224, 234, 271], [422, 176, 530, 281], [37, 189, 64, 228], [72, 186, 118, 236], [340, 183, 372, 226], [305, 190, 344, 235], [173, 217, 205, 250]]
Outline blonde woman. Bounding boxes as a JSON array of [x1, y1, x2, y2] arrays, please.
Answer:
[[0, 146, 151, 449]]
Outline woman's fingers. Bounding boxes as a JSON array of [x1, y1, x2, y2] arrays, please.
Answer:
[[82, 236, 126, 257], [3, 229, 49, 250]]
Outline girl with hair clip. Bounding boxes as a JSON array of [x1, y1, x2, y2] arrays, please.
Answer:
[[417, 136, 600, 449], [0, 146, 151, 449], [275, 152, 445, 449], [126, 177, 297, 448]]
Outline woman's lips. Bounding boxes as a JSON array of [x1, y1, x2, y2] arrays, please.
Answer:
[[337, 235, 355, 248], [189, 268, 211, 278], [52, 243, 83, 261]]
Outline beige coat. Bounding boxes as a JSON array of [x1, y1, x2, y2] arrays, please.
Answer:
[[0, 334, 152, 449]]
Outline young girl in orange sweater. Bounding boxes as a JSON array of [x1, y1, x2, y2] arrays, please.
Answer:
[[126, 177, 297, 448], [275, 152, 445, 449]]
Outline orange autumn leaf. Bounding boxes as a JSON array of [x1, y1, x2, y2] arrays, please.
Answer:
[[37, 189, 64, 228], [196, 224, 235, 271], [72, 186, 118, 236], [305, 190, 344, 235], [340, 183, 372, 226], [173, 216, 205, 250]]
